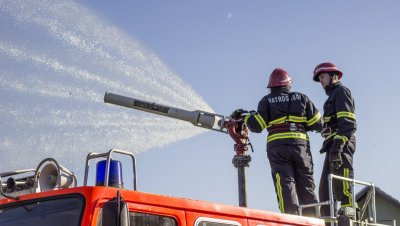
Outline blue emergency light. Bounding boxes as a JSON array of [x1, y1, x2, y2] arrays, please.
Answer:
[[95, 160, 124, 188]]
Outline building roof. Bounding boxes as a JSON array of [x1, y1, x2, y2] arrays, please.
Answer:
[[356, 186, 400, 207]]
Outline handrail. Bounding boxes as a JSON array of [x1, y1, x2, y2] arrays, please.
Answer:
[[298, 173, 377, 225], [329, 174, 377, 223], [84, 149, 137, 190]]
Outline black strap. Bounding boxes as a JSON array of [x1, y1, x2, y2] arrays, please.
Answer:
[[267, 123, 305, 134], [286, 92, 292, 122]]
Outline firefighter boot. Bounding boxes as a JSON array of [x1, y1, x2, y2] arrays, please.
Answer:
[[337, 214, 351, 226]]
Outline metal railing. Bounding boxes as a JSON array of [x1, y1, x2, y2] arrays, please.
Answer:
[[298, 173, 378, 225]]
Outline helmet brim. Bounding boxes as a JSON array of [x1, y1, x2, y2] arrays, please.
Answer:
[[313, 74, 320, 82], [313, 71, 343, 82]]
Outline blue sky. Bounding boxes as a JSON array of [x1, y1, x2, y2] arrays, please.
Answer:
[[81, 1, 400, 210], [1, 0, 400, 213]]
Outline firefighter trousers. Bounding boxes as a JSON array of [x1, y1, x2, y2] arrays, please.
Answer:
[[267, 143, 318, 216], [319, 139, 356, 217]]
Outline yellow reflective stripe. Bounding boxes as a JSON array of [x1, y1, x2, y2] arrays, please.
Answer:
[[245, 114, 267, 130], [334, 135, 349, 143], [254, 114, 267, 130], [325, 132, 337, 141], [341, 203, 358, 208], [267, 116, 287, 127], [267, 116, 307, 127], [342, 168, 353, 206], [324, 218, 338, 224], [244, 114, 250, 123], [288, 115, 306, 123], [275, 173, 284, 213], [267, 132, 308, 143], [306, 112, 321, 126], [337, 111, 356, 120], [324, 116, 332, 122]]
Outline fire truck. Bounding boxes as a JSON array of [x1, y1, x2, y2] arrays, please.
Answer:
[[0, 148, 326, 226], [0, 92, 387, 226]]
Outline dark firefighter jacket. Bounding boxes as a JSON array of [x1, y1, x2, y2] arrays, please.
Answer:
[[245, 87, 323, 147], [323, 82, 356, 143]]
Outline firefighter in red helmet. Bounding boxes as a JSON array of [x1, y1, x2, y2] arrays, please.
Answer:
[[231, 68, 323, 216], [313, 62, 357, 218]]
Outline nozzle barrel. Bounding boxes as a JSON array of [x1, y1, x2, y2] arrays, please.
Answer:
[[104, 92, 228, 133]]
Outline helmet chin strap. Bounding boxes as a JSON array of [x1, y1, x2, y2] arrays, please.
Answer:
[[324, 74, 337, 93], [329, 75, 334, 86]]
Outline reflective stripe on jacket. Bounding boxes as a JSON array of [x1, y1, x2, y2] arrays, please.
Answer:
[[323, 82, 356, 143], [245, 88, 323, 146]]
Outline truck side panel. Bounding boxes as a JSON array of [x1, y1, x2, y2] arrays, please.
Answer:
[[186, 211, 247, 226]]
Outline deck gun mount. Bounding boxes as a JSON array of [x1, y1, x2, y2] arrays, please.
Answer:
[[104, 92, 252, 207]]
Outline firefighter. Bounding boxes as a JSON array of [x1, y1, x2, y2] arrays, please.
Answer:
[[313, 62, 357, 218], [232, 68, 323, 216]]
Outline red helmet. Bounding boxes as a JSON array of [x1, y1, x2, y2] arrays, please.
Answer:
[[313, 62, 343, 82], [267, 68, 292, 88]]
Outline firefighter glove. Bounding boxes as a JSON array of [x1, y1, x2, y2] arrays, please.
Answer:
[[249, 110, 257, 115], [319, 139, 331, 153], [230, 109, 248, 120], [321, 126, 331, 138], [332, 138, 345, 153]]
